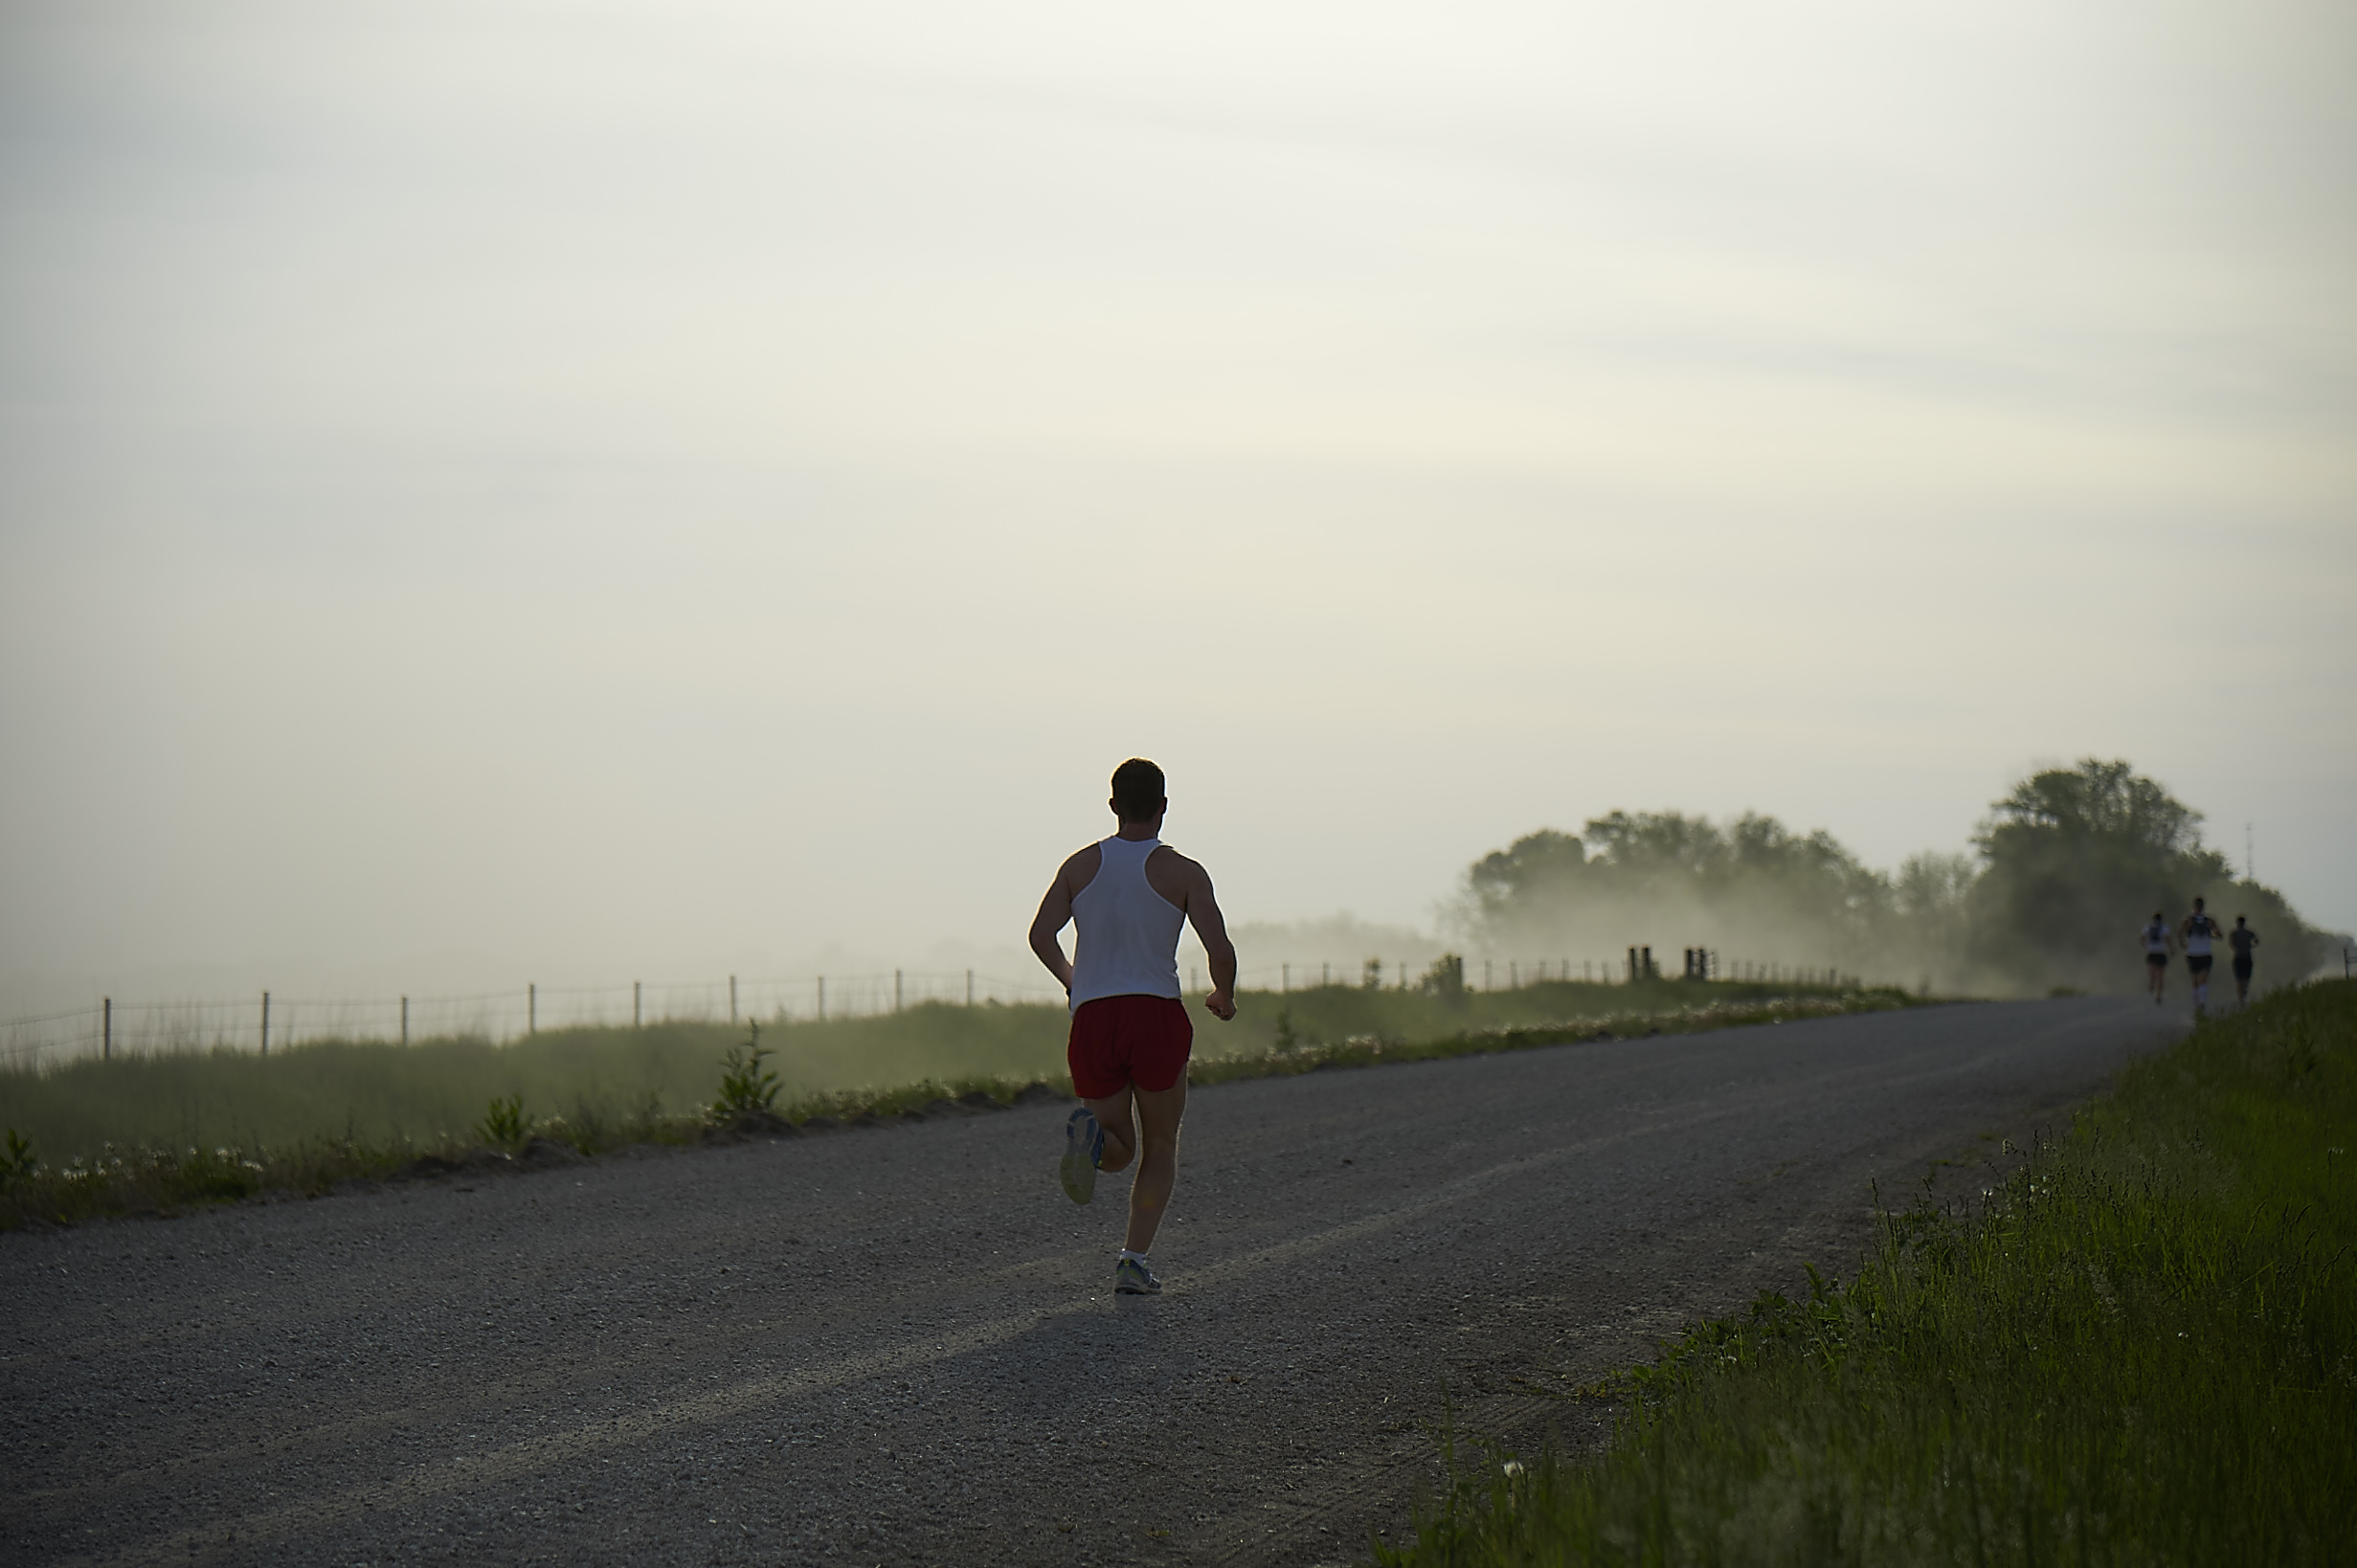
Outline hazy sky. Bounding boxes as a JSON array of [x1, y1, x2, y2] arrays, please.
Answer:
[[3, 0, 2352, 1006]]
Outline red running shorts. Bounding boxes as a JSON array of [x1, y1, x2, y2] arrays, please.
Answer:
[[1067, 995, 1194, 1099]]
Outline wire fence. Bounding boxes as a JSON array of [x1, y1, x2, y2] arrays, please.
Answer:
[[1238, 952, 1855, 995], [1, 948, 1863, 1068]]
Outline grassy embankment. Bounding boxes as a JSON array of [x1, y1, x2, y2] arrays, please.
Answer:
[[1381, 980, 2357, 1566], [0, 976, 1903, 1228]]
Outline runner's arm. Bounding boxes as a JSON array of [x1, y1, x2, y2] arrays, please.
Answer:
[[1027, 863, 1079, 995], [1183, 864, 1240, 1021]]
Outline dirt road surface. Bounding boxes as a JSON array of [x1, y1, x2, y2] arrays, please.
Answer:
[[3, 997, 2181, 1567]]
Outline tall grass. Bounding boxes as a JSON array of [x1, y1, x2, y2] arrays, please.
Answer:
[[1381, 981, 2357, 1566], [0, 979, 1901, 1230], [0, 1001, 1071, 1158], [0, 977, 1873, 1163]]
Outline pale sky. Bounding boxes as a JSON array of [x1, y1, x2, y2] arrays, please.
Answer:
[[3, 0, 2352, 1010]]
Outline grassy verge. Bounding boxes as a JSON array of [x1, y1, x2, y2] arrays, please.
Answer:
[[1380, 980, 2357, 1566], [0, 976, 1880, 1160], [0, 983, 1915, 1231]]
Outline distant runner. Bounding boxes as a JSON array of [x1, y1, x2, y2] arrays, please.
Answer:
[[2141, 910, 2172, 1004], [1028, 758, 1238, 1296], [2180, 897, 2222, 1014], [2229, 915, 2259, 1007]]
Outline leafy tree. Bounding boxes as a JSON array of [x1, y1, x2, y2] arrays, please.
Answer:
[[1466, 829, 1590, 927], [1462, 811, 1891, 974], [1968, 758, 2341, 992], [1458, 760, 2344, 997]]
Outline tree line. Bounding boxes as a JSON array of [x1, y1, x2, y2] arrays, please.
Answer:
[[1458, 759, 2346, 997]]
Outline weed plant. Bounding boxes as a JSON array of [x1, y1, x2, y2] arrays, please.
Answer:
[[474, 1093, 527, 1149], [712, 1023, 782, 1115], [1379, 980, 2357, 1567]]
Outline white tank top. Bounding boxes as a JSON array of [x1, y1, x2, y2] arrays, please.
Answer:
[[2185, 914, 2215, 956], [2144, 921, 2169, 953], [1068, 835, 1185, 1011]]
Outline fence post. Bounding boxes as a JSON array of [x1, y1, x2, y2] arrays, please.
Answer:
[[730, 974, 738, 1023], [400, 996, 409, 1046], [818, 975, 825, 1021], [528, 983, 537, 1035], [966, 969, 974, 1006], [260, 991, 270, 1056], [634, 981, 641, 1028], [1282, 963, 1290, 993], [895, 970, 903, 1012], [102, 997, 111, 1061]]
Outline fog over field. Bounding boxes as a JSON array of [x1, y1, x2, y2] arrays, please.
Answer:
[[2, 0, 2351, 1018]]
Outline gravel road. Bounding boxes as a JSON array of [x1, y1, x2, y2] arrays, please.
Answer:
[[3, 997, 2181, 1567]]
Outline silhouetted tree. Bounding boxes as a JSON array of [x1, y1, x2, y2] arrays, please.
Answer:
[[1457, 760, 2344, 997], [1967, 758, 2339, 992]]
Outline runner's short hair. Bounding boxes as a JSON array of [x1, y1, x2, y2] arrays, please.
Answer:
[[2193, 896, 2206, 910], [1111, 757, 1166, 821]]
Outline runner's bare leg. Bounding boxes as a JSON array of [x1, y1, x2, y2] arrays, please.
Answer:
[[1084, 1079, 1186, 1255], [1088, 1088, 1138, 1176]]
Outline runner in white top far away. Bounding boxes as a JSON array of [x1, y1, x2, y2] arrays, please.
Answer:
[[2179, 897, 2223, 1016], [2141, 910, 2173, 1005], [1027, 758, 1238, 1297]]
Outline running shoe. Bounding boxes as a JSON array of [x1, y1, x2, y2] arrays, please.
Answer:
[[1114, 1257, 1162, 1295], [1059, 1107, 1103, 1205]]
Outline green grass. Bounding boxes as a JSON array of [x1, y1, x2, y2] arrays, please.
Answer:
[[1380, 980, 2357, 1567], [0, 999, 1073, 1159], [0, 976, 1874, 1161], [0, 978, 1903, 1229]]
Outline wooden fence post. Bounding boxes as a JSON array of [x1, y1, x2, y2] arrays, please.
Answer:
[[730, 974, 738, 1023], [400, 996, 409, 1046], [102, 997, 111, 1062], [634, 981, 641, 1028], [260, 991, 270, 1057], [528, 983, 537, 1035]]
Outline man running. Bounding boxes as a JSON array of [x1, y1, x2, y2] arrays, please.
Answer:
[[2141, 909, 2172, 1003], [2180, 897, 2222, 1014], [1028, 758, 1237, 1296], [2229, 914, 2259, 1007]]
